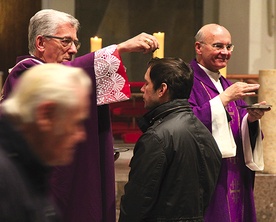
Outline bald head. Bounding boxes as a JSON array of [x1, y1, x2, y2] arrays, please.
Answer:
[[195, 24, 231, 43]]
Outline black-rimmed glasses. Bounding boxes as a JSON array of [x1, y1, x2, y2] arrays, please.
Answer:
[[43, 35, 81, 50]]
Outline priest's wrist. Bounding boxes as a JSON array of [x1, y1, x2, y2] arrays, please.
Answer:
[[219, 93, 230, 107]]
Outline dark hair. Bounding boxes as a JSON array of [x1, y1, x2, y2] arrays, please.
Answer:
[[147, 57, 194, 99]]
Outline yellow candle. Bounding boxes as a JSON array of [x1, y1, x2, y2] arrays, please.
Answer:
[[220, 66, 227, 78], [90, 36, 102, 52], [153, 32, 165, 58]]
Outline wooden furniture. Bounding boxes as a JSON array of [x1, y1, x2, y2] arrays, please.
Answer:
[[227, 74, 259, 84]]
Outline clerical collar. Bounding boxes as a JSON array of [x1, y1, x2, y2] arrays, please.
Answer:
[[198, 63, 221, 82]]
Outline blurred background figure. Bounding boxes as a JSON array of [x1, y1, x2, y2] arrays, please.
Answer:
[[0, 64, 91, 222]]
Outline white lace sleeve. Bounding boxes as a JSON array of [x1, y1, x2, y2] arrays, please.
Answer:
[[94, 45, 130, 105]]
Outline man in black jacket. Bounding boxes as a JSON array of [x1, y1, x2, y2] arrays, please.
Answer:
[[119, 57, 222, 222], [0, 64, 91, 221]]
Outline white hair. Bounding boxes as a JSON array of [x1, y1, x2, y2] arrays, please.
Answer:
[[1, 64, 92, 123], [28, 9, 80, 54]]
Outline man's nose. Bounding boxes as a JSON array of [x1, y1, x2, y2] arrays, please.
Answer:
[[141, 84, 145, 92], [68, 43, 78, 54], [220, 46, 229, 54]]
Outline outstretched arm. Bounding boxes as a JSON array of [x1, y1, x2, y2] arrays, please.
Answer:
[[117, 32, 159, 54]]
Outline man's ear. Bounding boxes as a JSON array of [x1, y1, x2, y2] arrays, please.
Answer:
[[36, 35, 45, 52], [195, 41, 202, 55], [35, 102, 57, 131], [158, 83, 168, 97]]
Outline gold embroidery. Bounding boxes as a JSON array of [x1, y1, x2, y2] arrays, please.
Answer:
[[200, 81, 212, 99], [230, 179, 240, 204], [228, 156, 239, 165]]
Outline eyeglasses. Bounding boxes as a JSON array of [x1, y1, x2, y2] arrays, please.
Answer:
[[201, 42, 234, 52], [43, 35, 81, 50]]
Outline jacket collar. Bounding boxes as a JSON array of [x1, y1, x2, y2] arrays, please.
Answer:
[[138, 99, 191, 133]]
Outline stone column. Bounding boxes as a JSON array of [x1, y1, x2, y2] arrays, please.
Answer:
[[258, 69, 276, 173]]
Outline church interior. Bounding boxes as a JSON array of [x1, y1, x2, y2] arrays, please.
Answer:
[[1, 0, 276, 221]]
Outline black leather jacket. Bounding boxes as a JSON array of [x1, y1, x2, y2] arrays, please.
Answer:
[[119, 99, 222, 222]]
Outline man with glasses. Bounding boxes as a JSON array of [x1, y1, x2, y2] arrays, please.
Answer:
[[189, 23, 270, 221], [43, 35, 81, 49], [1, 9, 158, 222]]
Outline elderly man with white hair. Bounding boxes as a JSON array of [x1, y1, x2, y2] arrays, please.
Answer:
[[0, 63, 92, 222]]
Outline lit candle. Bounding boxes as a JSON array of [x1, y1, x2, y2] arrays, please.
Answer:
[[220, 66, 227, 78], [153, 32, 165, 58], [90, 36, 102, 52]]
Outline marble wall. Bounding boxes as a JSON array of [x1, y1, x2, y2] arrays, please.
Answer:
[[255, 173, 276, 221]]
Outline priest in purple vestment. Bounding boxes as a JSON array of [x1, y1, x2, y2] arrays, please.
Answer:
[[0, 9, 159, 222], [189, 24, 271, 222]]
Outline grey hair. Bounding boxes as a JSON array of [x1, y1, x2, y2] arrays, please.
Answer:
[[195, 28, 205, 42], [28, 9, 80, 54], [1, 64, 92, 123]]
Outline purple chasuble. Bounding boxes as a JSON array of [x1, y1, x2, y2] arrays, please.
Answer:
[[1, 46, 129, 222], [189, 59, 257, 222]]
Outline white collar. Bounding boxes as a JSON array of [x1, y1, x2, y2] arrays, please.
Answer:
[[198, 63, 221, 82]]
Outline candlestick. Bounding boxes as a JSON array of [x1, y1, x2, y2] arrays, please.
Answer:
[[153, 32, 165, 58], [90, 36, 102, 52]]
